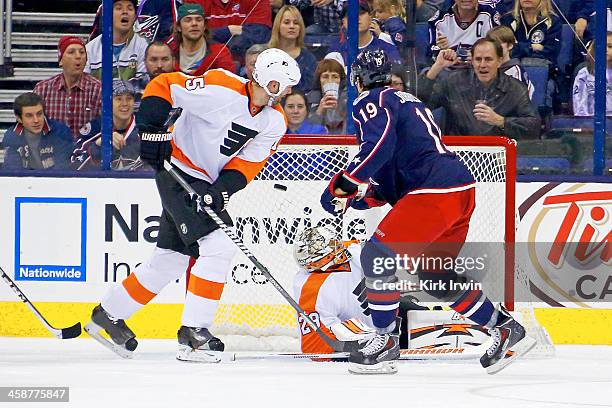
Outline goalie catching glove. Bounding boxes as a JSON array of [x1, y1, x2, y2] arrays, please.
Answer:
[[185, 169, 247, 215], [139, 126, 173, 171], [320, 171, 369, 215]]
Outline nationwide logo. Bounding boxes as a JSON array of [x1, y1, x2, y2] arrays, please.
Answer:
[[524, 184, 611, 305], [15, 197, 87, 282]]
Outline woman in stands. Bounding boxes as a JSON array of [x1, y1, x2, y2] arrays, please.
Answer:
[[306, 57, 347, 134], [573, 32, 612, 116], [268, 5, 317, 92], [283, 90, 327, 134], [501, 0, 561, 72]]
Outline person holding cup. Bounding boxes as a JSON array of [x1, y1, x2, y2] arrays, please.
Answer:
[[417, 38, 540, 139], [306, 58, 347, 134]]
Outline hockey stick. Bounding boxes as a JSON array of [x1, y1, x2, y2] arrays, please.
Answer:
[[163, 161, 358, 353], [0, 266, 82, 339], [206, 347, 485, 363]]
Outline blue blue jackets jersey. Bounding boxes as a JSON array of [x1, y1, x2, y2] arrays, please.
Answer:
[[348, 87, 474, 205], [328, 35, 403, 66], [71, 116, 147, 171], [502, 12, 561, 71], [381, 16, 408, 51], [2, 118, 73, 170]]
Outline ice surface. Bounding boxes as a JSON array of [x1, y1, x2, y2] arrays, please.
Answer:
[[0, 338, 610, 408]]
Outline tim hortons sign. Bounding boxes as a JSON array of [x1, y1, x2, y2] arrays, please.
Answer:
[[517, 183, 611, 307]]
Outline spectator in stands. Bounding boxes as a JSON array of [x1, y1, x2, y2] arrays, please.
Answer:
[[2, 93, 73, 170], [130, 41, 175, 105], [195, 0, 273, 59], [290, 0, 343, 34], [418, 38, 540, 139], [370, 0, 408, 54], [241, 44, 268, 80], [428, 0, 500, 59], [172, 3, 235, 74], [416, 0, 445, 22], [501, 0, 561, 71], [85, 0, 148, 81], [34, 36, 102, 139], [487, 26, 535, 100], [572, 32, 612, 116], [327, 0, 402, 66], [565, 0, 593, 40], [90, 0, 180, 44], [283, 90, 328, 134], [72, 80, 147, 171], [306, 57, 347, 134], [268, 5, 317, 92], [390, 65, 408, 91]]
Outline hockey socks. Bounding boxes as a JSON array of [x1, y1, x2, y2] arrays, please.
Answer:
[[365, 286, 400, 332], [450, 289, 501, 328]]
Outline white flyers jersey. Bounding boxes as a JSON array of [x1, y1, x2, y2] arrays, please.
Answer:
[[292, 244, 373, 353], [142, 69, 288, 183], [429, 4, 500, 53]]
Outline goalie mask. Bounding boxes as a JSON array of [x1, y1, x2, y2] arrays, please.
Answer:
[[293, 227, 351, 272]]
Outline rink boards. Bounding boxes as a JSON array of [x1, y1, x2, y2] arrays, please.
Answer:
[[0, 176, 610, 344]]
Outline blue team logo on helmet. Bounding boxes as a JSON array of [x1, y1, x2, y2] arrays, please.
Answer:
[[350, 49, 392, 90]]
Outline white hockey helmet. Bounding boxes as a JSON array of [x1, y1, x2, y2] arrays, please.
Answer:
[[252, 48, 301, 99], [293, 227, 351, 272]]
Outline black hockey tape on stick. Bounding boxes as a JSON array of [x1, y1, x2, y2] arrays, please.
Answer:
[[163, 161, 358, 353], [0, 266, 82, 339]]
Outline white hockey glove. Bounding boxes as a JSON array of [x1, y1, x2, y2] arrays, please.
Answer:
[[329, 318, 376, 342]]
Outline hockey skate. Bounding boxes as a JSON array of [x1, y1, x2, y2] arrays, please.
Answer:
[[84, 304, 138, 359], [176, 326, 225, 363], [348, 319, 400, 375], [480, 308, 537, 374]]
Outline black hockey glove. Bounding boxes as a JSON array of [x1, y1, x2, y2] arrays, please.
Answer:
[[186, 169, 248, 215], [139, 130, 173, 171]]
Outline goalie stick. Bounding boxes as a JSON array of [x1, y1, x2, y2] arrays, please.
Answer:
[[0, 266, 82, 339], [186, 346, 487, 363], [163, 161, 358, 353]]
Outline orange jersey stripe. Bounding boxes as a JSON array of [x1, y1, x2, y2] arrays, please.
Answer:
[[122, 273, 157, 305], [223, 156, 268, 182], [298, 272, 335, 354], [205, 69, 247, 95], [187, 274, 225, 300], [142, 71, 189, 105], [142, 69, 247, 107]]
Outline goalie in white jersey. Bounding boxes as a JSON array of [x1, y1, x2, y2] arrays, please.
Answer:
[[292, 227, 376, 353], [85, 48, 301, 361]]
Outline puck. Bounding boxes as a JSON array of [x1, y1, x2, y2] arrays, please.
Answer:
[[273, 183, 288, 191]]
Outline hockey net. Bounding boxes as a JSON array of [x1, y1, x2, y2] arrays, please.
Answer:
[[215, 135, 554, 355]]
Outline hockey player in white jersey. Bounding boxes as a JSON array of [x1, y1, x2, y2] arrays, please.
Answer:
[[292, 227, 376, 354], [85, 48, 301, 361]]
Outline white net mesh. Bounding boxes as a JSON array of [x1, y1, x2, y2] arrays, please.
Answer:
[[212, 137, 553, 354]]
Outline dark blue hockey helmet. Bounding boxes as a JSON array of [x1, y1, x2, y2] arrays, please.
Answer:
[[350, 49, 392, 90]]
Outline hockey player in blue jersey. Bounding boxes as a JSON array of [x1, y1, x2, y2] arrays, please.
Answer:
[[320, 49, 536, 375]]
